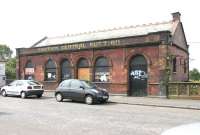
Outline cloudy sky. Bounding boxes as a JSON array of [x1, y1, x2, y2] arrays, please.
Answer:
[[0, 0, 199, 70]]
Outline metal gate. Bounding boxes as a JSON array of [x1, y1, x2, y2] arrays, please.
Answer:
[[129, 55, 148, 96]]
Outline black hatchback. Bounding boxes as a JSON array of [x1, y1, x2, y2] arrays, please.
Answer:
[[55, 79, 109, 105]]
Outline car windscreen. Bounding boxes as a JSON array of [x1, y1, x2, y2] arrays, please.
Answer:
[[81, 81, 96, 89], [27, 81, 41, 85]]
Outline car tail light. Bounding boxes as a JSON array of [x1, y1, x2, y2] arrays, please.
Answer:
[[27, 86, 32, 89]]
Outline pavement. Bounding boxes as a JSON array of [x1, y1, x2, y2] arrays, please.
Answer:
[[44, 91, 200, 110]]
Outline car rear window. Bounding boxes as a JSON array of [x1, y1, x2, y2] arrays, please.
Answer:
[[27, 81, 41, 85]]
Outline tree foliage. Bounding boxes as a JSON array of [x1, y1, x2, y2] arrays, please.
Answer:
[[6, 57, 16, 79], [189, 68, 200, 81], [0, 44, 12, 60]]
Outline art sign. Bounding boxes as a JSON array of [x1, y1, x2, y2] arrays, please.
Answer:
[[130, 70, 147, 80]]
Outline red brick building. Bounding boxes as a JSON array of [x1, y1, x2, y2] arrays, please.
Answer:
[[16, 12, 189, 97]]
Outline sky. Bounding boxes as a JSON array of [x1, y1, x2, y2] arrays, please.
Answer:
[[0, 0, 199, 70]]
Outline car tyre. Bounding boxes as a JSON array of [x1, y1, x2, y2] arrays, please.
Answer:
[[1, 90, 7, 97], [85, 95, 93, 105], [37, 94, 42, 98], [55, 93, 63, 102], [21, 91, 26, 99]]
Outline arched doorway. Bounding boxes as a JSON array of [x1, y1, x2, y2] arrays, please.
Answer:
[[77, 58, 90, 81], [129, 55, 148, 96]]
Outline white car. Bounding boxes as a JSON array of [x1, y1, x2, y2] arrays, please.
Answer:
[[161, 123, 200, 135], [0, 80, 44, 98]]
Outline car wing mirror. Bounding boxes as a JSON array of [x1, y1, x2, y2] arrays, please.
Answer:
[[80, 86, 85, 89]]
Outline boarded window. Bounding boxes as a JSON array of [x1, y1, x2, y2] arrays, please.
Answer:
[[77, 58, 90, 81]]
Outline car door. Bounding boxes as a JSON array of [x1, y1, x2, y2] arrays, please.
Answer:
[[15, 81, 25, 95], [70, 80, 85, 101], [6, 81, 18, 95], [59, 80, 71, 99]]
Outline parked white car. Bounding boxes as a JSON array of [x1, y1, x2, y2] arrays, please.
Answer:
[[161, 123, 200, 135], [0, 80, 44, 98]]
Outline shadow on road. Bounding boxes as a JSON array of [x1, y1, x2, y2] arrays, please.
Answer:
[[60, 99, 118, 106], [0, 112, 12, 116]]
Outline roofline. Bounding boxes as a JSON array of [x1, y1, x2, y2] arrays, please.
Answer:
[[31, 36, 48, 48]]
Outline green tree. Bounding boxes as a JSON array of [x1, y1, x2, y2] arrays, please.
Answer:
[[0, 44, 12, 60], [189, 68, 200, 81], [6, 57, 16, 79]]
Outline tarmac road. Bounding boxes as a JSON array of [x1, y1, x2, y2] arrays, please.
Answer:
[[0, 95, 200, 135]]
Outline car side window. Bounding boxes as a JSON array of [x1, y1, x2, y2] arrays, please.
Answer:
[[59, 80, 71, 88], [70, 80, 82, 89], [16, 81, 23, 86], [9, 81, 17, 86]]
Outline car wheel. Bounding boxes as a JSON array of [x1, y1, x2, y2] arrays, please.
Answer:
[[85, 95, 93, 105], [55, 93, 63, 102], [37, 94, 42, 98], [101, 100, 108, 104], [21, 92, 26, 99], [1, 90, 7, 97]]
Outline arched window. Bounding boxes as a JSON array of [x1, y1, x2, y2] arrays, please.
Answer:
[[78, 58, 89, 68], [45, 59, 56, 81], [25, 61, 34, 80], [173, 57, 176, 73], [94, 57, 111, 82], [61, 59, 71, 81], [184, 59, 187, 73], [77, 58, 90, 81]]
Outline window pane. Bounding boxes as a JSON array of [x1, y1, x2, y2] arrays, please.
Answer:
[[78, 58, 89, 68], [46, 60, 56, 68], [94, 57, 110, 82], [26, 61, 34, 68], [173, 58, 176, 72], [45, 59, 56, 81], [60, 80, 71, 88], [62, 60, 70, 68], [61, 60, 71, 80], [70, 80, 81, 89], [95, 57, 109, 67]]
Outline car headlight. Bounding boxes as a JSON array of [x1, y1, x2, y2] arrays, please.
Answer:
[[92, 89, 99, 94]]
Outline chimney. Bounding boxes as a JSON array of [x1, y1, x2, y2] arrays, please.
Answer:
[[171, 12, 181, 22]]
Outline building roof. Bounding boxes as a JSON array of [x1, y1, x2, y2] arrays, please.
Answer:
[[32, 13, 181, 48]]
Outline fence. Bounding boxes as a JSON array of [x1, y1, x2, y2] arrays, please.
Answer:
[[168, 82, 200, 99]]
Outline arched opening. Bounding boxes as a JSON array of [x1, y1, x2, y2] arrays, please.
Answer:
[[45, 59, 57, 81], [94, 57, 111, 82], [25, 61, 34, 80], [129, 55, 148, 96], [77, 58, 90, 81], [61, 59, 72, 81]]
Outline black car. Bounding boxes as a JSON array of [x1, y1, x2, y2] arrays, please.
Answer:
[[55, 79, 109, 105]]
